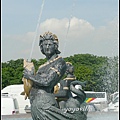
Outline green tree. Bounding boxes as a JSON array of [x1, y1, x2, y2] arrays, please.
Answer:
[[1, 54, 118, 92]]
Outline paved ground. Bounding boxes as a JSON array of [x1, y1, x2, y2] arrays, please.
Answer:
[[2, 113, 31, 119], [1, 112, 118, 120]]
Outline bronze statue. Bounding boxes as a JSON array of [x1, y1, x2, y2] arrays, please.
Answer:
[[23, 32, 87, 120], [54, 62, 76, 107], [54, 62, 88, 115]]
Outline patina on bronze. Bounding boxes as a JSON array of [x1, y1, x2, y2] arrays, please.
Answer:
[[23, 32, 87, 120]]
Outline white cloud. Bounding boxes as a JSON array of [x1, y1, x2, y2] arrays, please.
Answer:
[[39, 17, 95, 40], [2, 17, 118, 62]]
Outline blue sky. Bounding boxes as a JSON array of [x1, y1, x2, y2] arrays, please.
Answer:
[[2, 0, 119, 62]]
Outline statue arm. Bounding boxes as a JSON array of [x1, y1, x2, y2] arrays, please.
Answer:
[[23, 68, 59, 86], [23, 60, 66, 86]]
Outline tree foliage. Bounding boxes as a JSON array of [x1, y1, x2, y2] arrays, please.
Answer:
[[1, 54, 118, 94]]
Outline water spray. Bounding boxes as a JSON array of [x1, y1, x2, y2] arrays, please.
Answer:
[[62, 0, 76, 56], [29, 0, 45, 61]]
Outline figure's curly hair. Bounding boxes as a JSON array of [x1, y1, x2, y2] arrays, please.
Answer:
[[39, 31, 61, 54]]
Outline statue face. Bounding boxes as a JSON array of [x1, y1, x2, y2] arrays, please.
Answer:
[[66, 66, 74, 74], [42, 40, 56, 57]]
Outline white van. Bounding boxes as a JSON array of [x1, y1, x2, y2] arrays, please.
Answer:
[[1, 96, 19, 115], [1, 84, 30, 113]]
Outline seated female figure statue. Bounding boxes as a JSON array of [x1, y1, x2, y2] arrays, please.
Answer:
[[23, 32, 87, 120], [54, 62, 88, 118], [54, 62, 77, 106]]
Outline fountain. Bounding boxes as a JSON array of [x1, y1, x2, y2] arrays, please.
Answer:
[[23, 32, 87, 120], [98, 56, 118, 103]]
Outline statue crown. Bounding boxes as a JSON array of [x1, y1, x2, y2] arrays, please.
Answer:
[[39, 31, 58, 46]]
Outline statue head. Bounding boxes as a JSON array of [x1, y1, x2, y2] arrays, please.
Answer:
[[39, 31, 61, 56], [66, 62, 74, 75]]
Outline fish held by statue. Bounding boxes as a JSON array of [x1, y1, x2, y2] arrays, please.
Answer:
[[21, 59, 35, 100]]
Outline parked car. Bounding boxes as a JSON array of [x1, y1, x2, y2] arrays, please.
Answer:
[[1, 95, 19, 115]]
